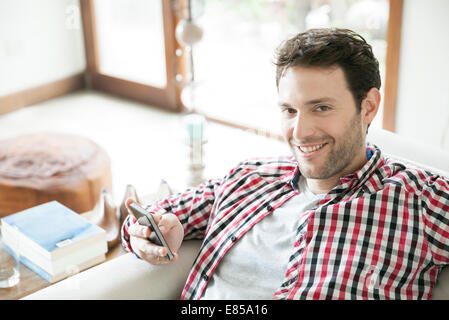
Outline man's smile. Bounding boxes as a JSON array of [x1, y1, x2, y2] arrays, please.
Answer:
[[299, 143, 327, 153], [293, 142, 329, 158]]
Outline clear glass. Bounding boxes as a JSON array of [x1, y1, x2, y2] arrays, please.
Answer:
[[183, 114, 207, 187], [94, 0, 167, 87], [0, 229, 20, 288], [192, 0, 389, 134]]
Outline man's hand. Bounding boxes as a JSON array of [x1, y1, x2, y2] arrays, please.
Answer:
[[126, 198, 184, 265]]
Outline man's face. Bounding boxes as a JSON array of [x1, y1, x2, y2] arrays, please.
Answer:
[[278, 66, 368, 181]]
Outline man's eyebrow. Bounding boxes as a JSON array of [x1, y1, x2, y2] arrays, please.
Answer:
[[277, 102, 291, 107], [278, 97, 337, 108], [304, 97, 337, 105]]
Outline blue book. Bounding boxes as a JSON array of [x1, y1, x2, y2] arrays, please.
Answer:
[[1, 201, 107, 282]]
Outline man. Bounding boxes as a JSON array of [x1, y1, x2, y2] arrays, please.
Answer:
[[121, 28, 449, 299]]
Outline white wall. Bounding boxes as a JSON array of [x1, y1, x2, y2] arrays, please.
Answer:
[[0, 0, 86, 97], [395, 0, 449, 150]]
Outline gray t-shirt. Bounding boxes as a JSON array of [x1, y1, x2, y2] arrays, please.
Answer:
[[201, 176, 325, 299]]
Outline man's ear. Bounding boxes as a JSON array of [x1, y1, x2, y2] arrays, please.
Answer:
[[361, 88, 381, 127]]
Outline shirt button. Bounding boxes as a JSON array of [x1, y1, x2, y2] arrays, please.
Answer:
[[231, 235, 237, 242], [202, 274, 209, 281], [267, 205, 273, 211]]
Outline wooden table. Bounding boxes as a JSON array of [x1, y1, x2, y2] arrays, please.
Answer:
[[0, 202, 134, 300], [0, 240, 127, 300], [0, 193, 164, 300]]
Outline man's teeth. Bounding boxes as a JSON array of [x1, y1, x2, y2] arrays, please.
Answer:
[[299, 143, 325, 153]]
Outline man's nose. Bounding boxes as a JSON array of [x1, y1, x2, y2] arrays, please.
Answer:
[[292, 113, 314, 140]]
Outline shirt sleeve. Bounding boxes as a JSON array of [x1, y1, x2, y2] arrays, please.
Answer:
[[120, 177, 225, 255], [421, 175, 449, 265]]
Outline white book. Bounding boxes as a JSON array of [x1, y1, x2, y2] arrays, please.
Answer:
[[0, 201, 108, 283]]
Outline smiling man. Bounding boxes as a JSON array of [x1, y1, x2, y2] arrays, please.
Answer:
[[121, 28, 449, 300], [278, 66, 378, 194]]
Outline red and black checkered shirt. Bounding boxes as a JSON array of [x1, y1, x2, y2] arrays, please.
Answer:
[[121, 144, 449, 299]]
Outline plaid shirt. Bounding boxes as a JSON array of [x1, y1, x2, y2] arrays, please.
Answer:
[[121, 144, 449, 299]]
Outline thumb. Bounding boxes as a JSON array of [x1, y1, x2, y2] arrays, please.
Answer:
[[157, 214, 178, 234]]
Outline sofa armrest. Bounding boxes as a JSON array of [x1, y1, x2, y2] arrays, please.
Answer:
[[22, 240, 202, 300]]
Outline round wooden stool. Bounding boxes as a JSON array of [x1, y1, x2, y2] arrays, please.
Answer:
[[0, 132, 112, 217]]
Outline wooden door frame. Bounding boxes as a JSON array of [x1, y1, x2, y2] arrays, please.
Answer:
[[382, 0, 403, 132], [79, 0, 184, 112]]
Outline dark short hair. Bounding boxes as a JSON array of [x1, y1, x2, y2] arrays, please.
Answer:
[[274, 28, 381, 111]]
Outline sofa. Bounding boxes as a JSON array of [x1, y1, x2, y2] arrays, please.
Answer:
[[23, 128, 449, 300]]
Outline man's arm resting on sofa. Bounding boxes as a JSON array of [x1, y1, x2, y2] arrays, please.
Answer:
[[22, 240, 202, 300]]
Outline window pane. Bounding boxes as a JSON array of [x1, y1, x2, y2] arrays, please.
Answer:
[[192, 0, 389, 134], [94, 0, 166, 87]]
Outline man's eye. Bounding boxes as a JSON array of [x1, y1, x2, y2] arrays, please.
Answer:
[[315, 105, 330, 112], [283, 108, 296, 114]]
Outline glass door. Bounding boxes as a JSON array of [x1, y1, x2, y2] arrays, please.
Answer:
[[80, 0, 183, 111]]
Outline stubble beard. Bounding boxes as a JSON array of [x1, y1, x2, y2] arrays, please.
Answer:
[[292, 114, 365, 180]]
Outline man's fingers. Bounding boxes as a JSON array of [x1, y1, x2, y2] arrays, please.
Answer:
[[130, 233, 168, 258], [153, 252, 179, 265], [130, 236, 161, 258], [144, 251, 179, 265], [142, 242, 166, 257], [131, 235, 179, 265], [128, 223, 150, 238]]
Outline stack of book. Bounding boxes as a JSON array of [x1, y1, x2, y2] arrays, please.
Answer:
[[1, 201, 107, 283]]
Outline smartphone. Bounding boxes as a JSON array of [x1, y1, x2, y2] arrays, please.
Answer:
[[128, 202, 174, 260]]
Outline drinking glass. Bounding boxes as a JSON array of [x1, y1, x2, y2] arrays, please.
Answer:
[[0, 229, 20, 288]]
